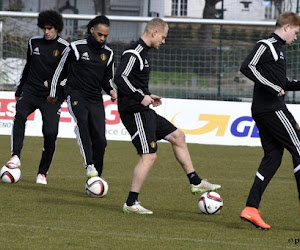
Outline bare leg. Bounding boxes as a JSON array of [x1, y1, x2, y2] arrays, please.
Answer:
[[168, 129, 194, 174], [130, 153, 157, 192], [168, 129, 221, 193]]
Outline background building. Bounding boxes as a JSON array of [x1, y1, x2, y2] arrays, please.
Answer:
[[1, 0, 299, 20]]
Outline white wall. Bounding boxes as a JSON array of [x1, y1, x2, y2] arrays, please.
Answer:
[[187, 0, 205, 18], [149, 0, 166, 17], [220, 0, 266, 21], [163, 0, 204, 18]]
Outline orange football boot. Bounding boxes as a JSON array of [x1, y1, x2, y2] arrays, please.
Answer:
[[240, 206, 271, 230]]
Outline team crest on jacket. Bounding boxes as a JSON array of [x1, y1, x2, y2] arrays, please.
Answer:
[[150, 141, 156, 148], [296, 123, 300, 130], [72, 101, 78, 106], [53, 49, 60, 57], [100, 53, 107, 61]]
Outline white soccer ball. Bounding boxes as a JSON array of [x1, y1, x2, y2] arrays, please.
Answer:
[[0, 165, 21, 183], [85, 176, 108, 198], [198, 191, 223, 214]]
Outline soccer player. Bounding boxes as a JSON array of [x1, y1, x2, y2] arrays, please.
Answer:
[[240, 11, 300, 229], [114, 18, 221, 214], [50, 15, 117, 180], [4, 10, 69, 185]]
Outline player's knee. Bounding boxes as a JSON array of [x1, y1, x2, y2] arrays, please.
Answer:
[[76, 116, 88, 126], [15, 111, 28, 122], [170, 129, 186, 144], [142, 153, 157, 165], [43, 129, 58, 142], [94, 136, 107, 147], [266, 151, 282, 166]]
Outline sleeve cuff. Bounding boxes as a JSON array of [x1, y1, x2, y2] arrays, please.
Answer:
[[133, 91, 144, 102]]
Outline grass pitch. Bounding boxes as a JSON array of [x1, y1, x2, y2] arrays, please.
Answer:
[[0, 135, 299, 249]]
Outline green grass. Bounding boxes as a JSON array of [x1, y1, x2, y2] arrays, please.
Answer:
[[0, 135, 299, 249]]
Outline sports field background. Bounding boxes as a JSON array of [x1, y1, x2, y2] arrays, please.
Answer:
[[0, 134, 299, 249]]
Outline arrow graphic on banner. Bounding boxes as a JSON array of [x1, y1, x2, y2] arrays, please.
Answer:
[[171, 113, 230, 136]]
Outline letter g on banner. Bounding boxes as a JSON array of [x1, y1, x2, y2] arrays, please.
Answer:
[[231, 116, 259, 138]]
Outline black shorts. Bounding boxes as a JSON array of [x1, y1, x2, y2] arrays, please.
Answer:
[[120, 109, 177, 154]]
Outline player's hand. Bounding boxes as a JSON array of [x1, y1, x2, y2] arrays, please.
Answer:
[[47, 96, 58, 104], [277, 89, 285, 96], [150, 94, 162, 107], [15, 95, 21, 101], [141, 95, 154, 107], [110, 90, 117, 102], [15, 87, 22, 100]]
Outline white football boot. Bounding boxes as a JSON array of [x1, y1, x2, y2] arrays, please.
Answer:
[[191, 179, 221, 195], [123, 201, 153, 214], [6, 155, 21, 168], [36, 174, 47, 185], [86, 164, 98, 178]]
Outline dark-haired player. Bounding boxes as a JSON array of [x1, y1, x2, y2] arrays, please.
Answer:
[[50, 15, 116, 183], [4, 10, 69, 185]]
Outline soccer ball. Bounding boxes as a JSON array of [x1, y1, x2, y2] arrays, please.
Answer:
[[85, 176, 108, 198], [0, 165, 21, 183], [198, 191, 223, 214]]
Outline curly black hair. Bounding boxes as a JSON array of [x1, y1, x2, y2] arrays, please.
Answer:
[[87, 15, 110, 34], [37, 10, 64, 33]]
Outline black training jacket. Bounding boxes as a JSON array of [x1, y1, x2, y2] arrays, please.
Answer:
[[16, 35, 69, 99], [114, 38, 152, 114], [50, 34, 114, 101], [240, 33, 300, 115]]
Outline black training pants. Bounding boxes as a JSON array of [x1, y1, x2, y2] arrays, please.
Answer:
[[246, 109, 300, 208], [67, 94, 107, 176], [12, 91, 61, 175]]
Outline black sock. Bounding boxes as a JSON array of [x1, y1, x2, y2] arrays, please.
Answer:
[[126, 191, 139, 206], [187, 171, 202, 185]]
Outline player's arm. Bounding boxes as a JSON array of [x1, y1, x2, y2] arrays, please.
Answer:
[[15, 43, 31, 100], [114, 53, 146, 103], [240, 42, 283, 96], [285, 78, 300, 91], [102, 52, 117, 102], [48, 46, 74, 103]]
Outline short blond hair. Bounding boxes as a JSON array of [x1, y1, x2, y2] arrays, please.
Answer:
[[276, 11, 300, 28], [144, 18, 168, 34]]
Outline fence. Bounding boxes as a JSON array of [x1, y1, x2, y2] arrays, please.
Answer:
[[1, 11, 300, 103]]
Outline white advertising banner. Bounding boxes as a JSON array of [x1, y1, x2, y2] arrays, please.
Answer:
[[1, 90, 300, 147], [0, 91, 131, 141], [163, 98, 259, 146]]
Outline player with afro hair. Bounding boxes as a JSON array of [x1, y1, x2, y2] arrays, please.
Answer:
[[4, 9, 69, 185], [37, 10, 64, 33]]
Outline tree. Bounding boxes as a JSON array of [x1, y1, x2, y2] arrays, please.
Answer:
[[5, 0, 24, 11], [203, 0, 222, 19], [93, 0, 111, 15], [199, 0, 222, 47], [270, 0, 284, 16]]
